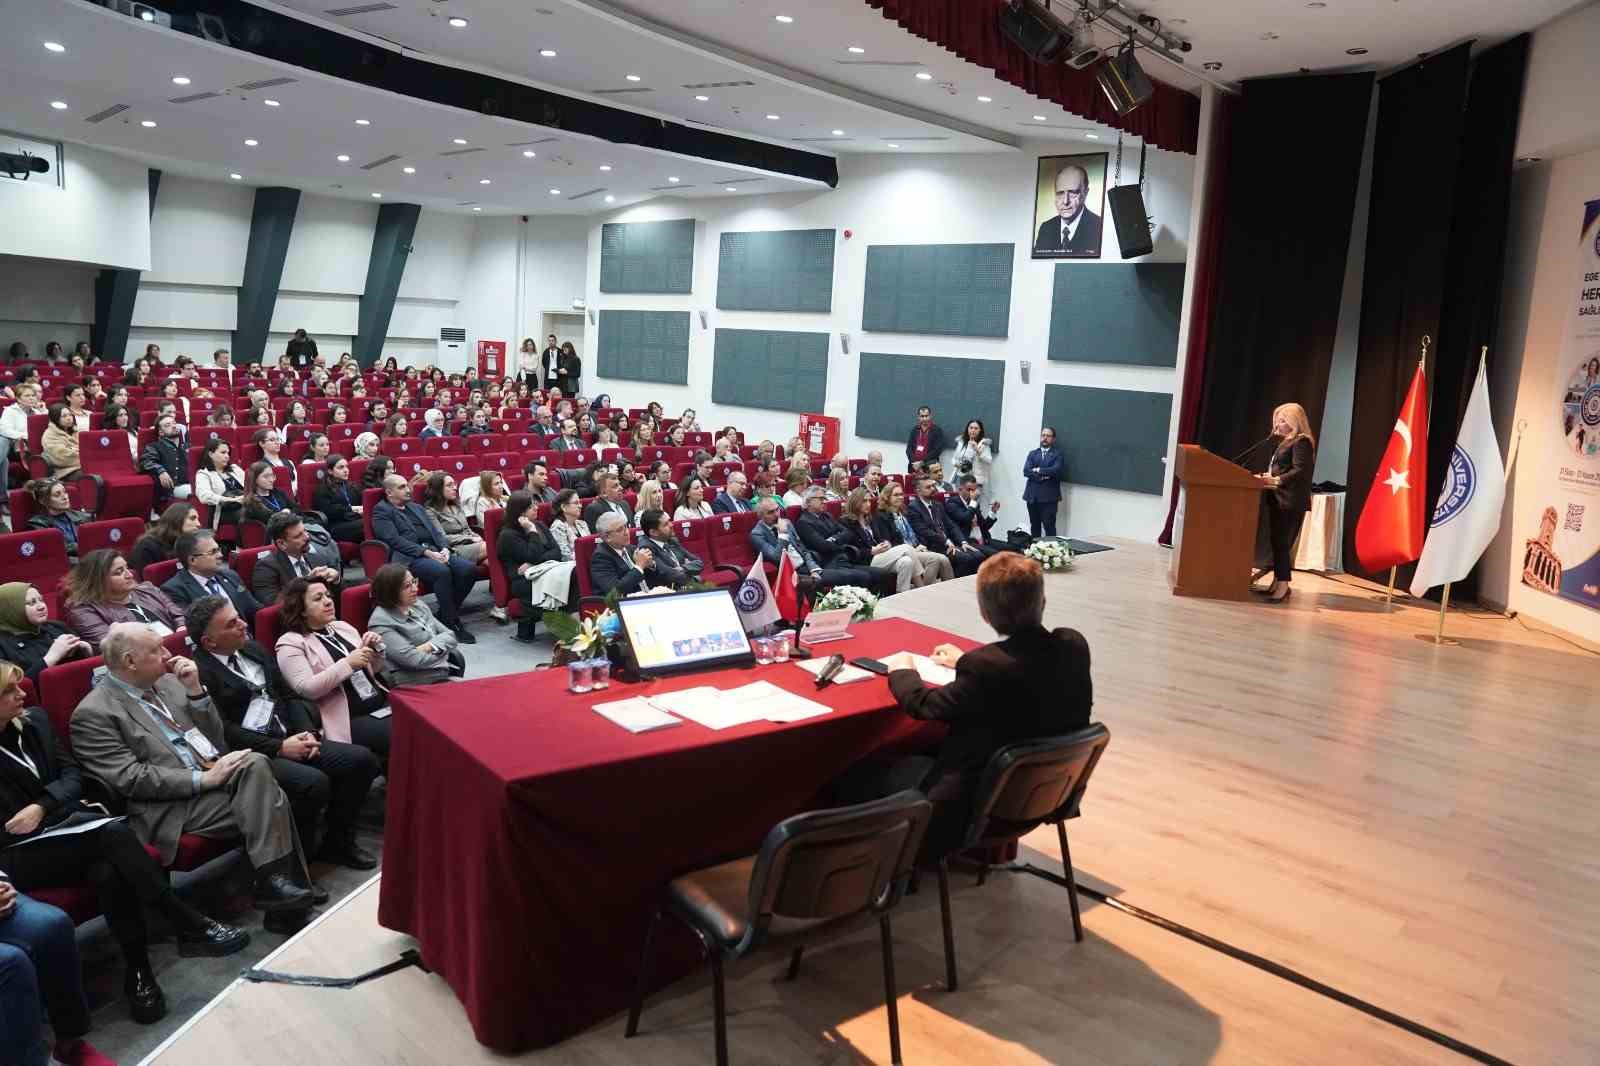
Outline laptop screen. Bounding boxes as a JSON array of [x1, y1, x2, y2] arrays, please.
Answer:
[[615, 589, 755, 674]]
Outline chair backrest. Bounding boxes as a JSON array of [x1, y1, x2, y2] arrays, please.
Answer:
[[968, 724, 1112, 848], [39, 655, 106, 751], [340, 582, 374, 634], [229, 546, 273, 593], [0, 530, 71, 610], [142, 557, 181, 588], [672, 517, 714, 564], [254, 603, 283, 651], [706, 511, 760, 571], [78, 429, 138, 476], [380, 436, 422, 458], [573, 533, 600, 599], [743, 791, 931, 949], [482, 507, 510, 608], [422, 435, 460, 456], [76, 518, 144, 561], [296, 461, 325, 510], [361, 487, 384, 540]]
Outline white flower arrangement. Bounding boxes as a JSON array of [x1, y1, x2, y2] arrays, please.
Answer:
[[814, 585, 879, 621], [1024, 539, 1075, 572]]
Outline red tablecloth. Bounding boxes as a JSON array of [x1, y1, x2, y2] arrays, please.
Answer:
[[377, 617, 973, 1052]]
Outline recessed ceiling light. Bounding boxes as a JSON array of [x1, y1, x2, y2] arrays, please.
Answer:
[[49, 100, 68, 110], [599, 164, 611, 171], [140, 10, 153, 20], [472, 206, 482, 212], [336, 154, 351, 162], [479, 178, 491, 184], [244, 138, 258, 146], [1202, 61, 1223, 71], [229, 172, 242, 180], [766, 113, 780, 120], [725, 186, 737, 192], [694, 94, 709, 101], [831, 129, 845, 136], [263, 99, 279, 107], [668, 176, 680, 183], [452, 137, 467, 145], [140, 120, 157, 128], [171, 75, 190, 86], [1033, 115, 1048, 122], [402, 166, 416, 174], [44, 41, 66, 53], [371, 192, 382, 198], [625, 73, 641, 82], [977, 95, 992, 103], [523, 150, 536, 158], [539, 49, 557, 58], [448, 16, 469, 27], [887, 143, 900, 149], [1346, 47, 1368, 55], [915, 72, 933, 81], [355, 118, 370, 126], [775, 14, 794, 23], [604, 194, 615, 203], [1085, 133, 1099, 139], [847, 46, 864, 54], [549, 188, 561, 195]]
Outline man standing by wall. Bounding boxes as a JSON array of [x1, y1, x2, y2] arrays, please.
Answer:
[[285, 329, 318, 370], [1022, 426, 1064, 538], [904, 405, 947, 473]]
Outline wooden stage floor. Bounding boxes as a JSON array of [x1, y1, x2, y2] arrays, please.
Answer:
[[143, 540, 1599, 1066]]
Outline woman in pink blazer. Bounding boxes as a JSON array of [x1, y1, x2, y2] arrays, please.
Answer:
[[274, 577, 391, 757]]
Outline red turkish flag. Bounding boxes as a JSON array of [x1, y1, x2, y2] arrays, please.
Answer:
[[774, 543, 808, 623], [1354, 362, 1429, 571]]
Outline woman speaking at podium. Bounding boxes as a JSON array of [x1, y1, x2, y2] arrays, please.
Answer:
[[1255, 403, 1315, 604]]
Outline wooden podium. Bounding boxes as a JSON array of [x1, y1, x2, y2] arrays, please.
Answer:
[[1168, 445, 1263, 601]]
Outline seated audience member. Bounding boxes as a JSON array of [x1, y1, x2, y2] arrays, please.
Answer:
[[0, 664, 249, 1030], [188, 597, 379, 869], [581, 473, 634, 531], [633, 479, 664, 524], [521, 461, 558, 507], [638, 508, 704, 590], [751, 498, 876, 597], [360, 454, 391, 490], [377, 414, 409, 442], [753, 439, 776, 465], [673, 477, 715, 521], [127, 502, 199, 576], [875, 481, 953, 585], [252, 512, 343, 607], [838, 488, 921, 593], [274, 577, 392, 757], [101, 403, 139, 463], [371, 474, 478, 643], [847, 554, 1092, 859], [0, 884, 120, 1066], [548, 489, 590, 562], [712, 470, 755, 514], [908, 476, 984, 577], [162, 530, 263, 628], [647, 460, 676, 493], [860, 464, 885, 496], [138, 413, 190, 505], [462, 470, 508, 527], [353, 432, 381, 461], [564, 460, 603, 500], [241, 461, 297, 525], [781, 467, 812, 508], [0, 582, 91, 683], [193, 438, 248, 531], [589, 512, 653, 597], [254, 429, 297, 496], [70, 624, 317, 918], [39, 405, 90, 494], [945, 475, 1008, 558], [615, 459, 642, 494], [459, 408, 493, 438], [796, 487, 894, 596], [367, 563, 464, 683], [305, 433, 333, 465], [206, 405, 237, 430], [64, 551, 185, 653], [311, 456, 364, 544], [829, 452, 850, 475], [419, 408, 446, 439], [691, 451, 717, 486], [23, 479, 92, 558], [823, 467, 852, 503], [549, 417, 584, 453], [61, 386, 92, 433], [924, 459, 956, 495], [496, 491, 578, 643], [0, 382, 46, 502], [422, 473, 486, 564]]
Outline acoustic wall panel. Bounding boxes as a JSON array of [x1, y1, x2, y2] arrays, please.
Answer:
[[598, 218, 696, 294], [711, 328, 829, 413], [855, 353, 1004, 448], [1042, 384, 1172, 495], [862, 243, 1013, 338], [716, 229, 836, 312], [1047, 262, 1185, 366], [596, 310, 691, 385]]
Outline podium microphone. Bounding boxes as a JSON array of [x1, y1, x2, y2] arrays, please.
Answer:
[[1230, 434, 1278, 465]]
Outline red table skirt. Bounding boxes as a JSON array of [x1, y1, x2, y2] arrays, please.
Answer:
[[377, 617, 968, 1052]]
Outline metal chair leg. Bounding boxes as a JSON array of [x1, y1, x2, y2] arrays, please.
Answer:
[[1057, 821, 1083, 942], [879, 914, 903, 1066], [625, 907, 661, 1038], [936, 861, 959, 991], [709, 949, 729, 1066], [784, 946, 804, 981]]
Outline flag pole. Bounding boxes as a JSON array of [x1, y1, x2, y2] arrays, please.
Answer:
[[1385, 566, 1397, 606], [1434, 582, 1452, 644]]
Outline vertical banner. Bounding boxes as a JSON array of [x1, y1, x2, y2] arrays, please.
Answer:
[[1520, 198, 1600, 611], [476, 339, 506, 380], [798, 413, 840, 461]]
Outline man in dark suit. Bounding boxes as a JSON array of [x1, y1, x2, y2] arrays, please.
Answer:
[[137, 413, 190, 505], [794, 488, 893, 595], [371, 473, 478, 642], [187, 596, 379, 870], [252, 512, 343, 608], [944, 475, 1009, 559], [904, 405, 948, 472], [751, 498, 874, 596], [1033, 163, 1103, 257], [164, 531, 262, 629], [908, 477, 985, 577], [540, 334, 561, 390], [550, 418, 585, 453], [1022, 425, 1064, 538], [712, 470, 754, 514], [638, 508, 703, 589], [589, 512, 652, 596], [522, 460, 560, 506], [581, 473, 634, 531]]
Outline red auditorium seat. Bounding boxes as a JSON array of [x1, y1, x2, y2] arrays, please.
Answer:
[[0, 529, 70, 614], [671, 518, 741, 587], [254, 603, 283, 650], [78, 430, 155, 516], [142, 557, 180, 588], [705, 511, 767, 576], [423, 436, 461, 456], [481, 507, 521, 621], [341, 580, 374, 634], [380, 436, 423, 459], [229, 546, 273, 594], [77, 517, 145, 562]]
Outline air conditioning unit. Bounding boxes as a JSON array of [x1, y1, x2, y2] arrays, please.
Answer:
[[436, 327, 468, 373]]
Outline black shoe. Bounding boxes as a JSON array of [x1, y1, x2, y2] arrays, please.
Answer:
[[253, 872, 314, 912], [177, 918, 251, 957], [512, 625, 538, 644], [263, 908, 311, 935], [310, 882, 331, 904], [451, 625, 477, 644], [126, 964, 168, 1025], [317, 841, 379, 870]]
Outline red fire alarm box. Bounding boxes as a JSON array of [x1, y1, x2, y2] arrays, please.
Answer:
[[476, 339, 506, 379], [797, 413, 840, 460]]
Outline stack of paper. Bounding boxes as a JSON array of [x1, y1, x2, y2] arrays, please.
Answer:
[[648, 687, 772, 731], [905, 654, 956, 687], [792, 658, 874, 685], [591, 697, 683, 734]]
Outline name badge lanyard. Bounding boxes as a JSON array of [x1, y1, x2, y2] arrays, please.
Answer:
[[0, 734, 39, 779], [140, 691, 217, 769], [224, 656, 286, 735]]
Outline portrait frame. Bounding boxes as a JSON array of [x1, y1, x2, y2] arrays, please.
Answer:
[[1031, 152, 1109, 260]]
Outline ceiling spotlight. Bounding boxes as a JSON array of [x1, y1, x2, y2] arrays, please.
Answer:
[[452, 137, 468, 145], [140, 120, 157, 128], [766, 113, 780, 120], [887, 142, 900, 148], [915, 72, 933, 80], [1202, 61, 1223, 71], [140, 10, 153, 20], [539, 48, 557, 57], [402, 166, 416, 174], [49, 100, 68, 110], [976, 95, 992, 103], [371, 192, 382, 198], [479, 178, 491, 184], [355, 118, 370, 126], [831, 129, 844, 136], [847, 45, 864, 54], [448, 16, 469, 27], [725, 185, 737, 191], [171, 75, 191, 86], [336, 154, 351, 162], [604, 194, 615, 203], [625, 73, 641, 82], [1346, 47, 1369, 55], [263, 99, 279, 107], [668, 175, 680, 183], [774, 14, 794, 23], [549, 188, 561, 195], [244, 138, 258, 146], [1032, 114, 1047, 121], [1085, 132, 1099, 139], [229, 172, 242, 180], [44, 41, 66, 53], [694, 94, 709, 101], [523, 150, 536, 158], [599, 164, 611, 171], [472, 206, 482, 211]]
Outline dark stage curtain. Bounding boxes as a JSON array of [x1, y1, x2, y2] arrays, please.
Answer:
[[1194, 73, 1374, 465], [866, 0, 1200, 153], [1341, 44, 1475, 583], [1159, 91, 1233, 545]]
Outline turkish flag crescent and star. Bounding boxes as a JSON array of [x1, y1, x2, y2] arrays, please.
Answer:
[[1354, 361, 1430, 571]]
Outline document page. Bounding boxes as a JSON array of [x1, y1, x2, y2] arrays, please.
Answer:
[[591, 697, 682, 734]]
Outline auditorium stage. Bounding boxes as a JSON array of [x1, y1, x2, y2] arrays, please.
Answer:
[[141, 540, 1598, 1066]]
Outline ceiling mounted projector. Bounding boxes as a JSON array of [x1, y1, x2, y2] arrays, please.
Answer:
[[997, 0, 1077, 64], [1096, 44, 1154, 114]]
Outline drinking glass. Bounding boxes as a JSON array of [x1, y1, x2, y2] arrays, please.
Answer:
[[772, 630, 791, 663], [567, 659, 593, 693], [589, 658, 611, 690], [753, 637, 774, 665]]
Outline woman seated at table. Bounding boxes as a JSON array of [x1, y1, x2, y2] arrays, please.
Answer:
[[839, 553, 1094, 860], [0, 663, 249, 1034], [275, 576, 391, 758], [421, 473, 486, 564], [497, 491, 579, 644], [547, 488, 590, 562], [63, 549, 186, 652], [673, 476, 715, 521], [0, 581, 91, 683], [22, 478, 92, 558], [312, 455, 365, 543], [127, 502, 200, 575], [193, 438, 248, 530], [366, 563, 463, 684]]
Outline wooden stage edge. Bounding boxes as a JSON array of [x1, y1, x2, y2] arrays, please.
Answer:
[[144, 539, 1599, 1066]]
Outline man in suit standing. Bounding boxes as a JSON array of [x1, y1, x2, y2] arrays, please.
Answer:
[[905, 405, 948, 473], [638, 509, 703, 589], [540, 334, 561, 390], [1033, 164, 1103, 257], [713, 470, 755, 514], [163, 530, 262, 628], [582, 473, 634, 531], [187, 597, 379, 870], [908, 477, 985, 577], [1022, 426, 1064, 538], [371, 473, 478, 642], [589, 512, 653, 596], [252, 512, 342, 608], [69, 624, 315, 915], [944, 475, 1009, 559]]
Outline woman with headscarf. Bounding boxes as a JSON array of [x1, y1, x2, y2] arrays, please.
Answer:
[[0, 582, 92, 683]]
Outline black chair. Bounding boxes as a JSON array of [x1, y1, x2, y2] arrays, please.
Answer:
[[626, 790, 932, 1066], [931, 723, 1110, 992]]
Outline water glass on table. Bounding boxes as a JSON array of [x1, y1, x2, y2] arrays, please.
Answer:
[[771, 630, 791, 663], [753, 636, 774, 664], [567, 659, 593, 693], [590, 658, 611, 690]]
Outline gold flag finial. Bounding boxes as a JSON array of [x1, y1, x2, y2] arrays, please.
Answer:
[[1418, 334, 1431, 369]]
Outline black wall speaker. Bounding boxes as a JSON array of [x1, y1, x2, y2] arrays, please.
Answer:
[[997, 0, 1075, 64], [1107, 184, 1154, 258]]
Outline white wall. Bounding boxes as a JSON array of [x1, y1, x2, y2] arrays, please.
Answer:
[[0, 141, 150, 271], [0, 255, 99, 356], [578, 138, 1201, 542], [1515, 1, 1600, 162]]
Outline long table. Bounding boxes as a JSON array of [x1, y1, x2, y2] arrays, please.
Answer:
[[377, 617, 973, 1052]]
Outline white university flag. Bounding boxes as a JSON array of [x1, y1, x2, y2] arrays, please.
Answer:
[[1410, 359, 1506, 596], [732, 557, 781, 633]]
